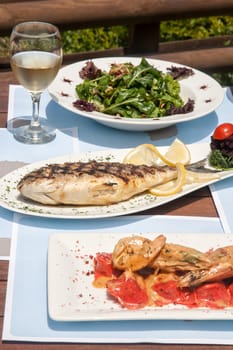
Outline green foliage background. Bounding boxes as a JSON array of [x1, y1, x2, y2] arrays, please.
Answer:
[[62, 26, 128, 53], [1, 16, 233, 84], [2, 16, 232, 56], [160, 16, 233, 41], [60, 16, 233, 85], [61, 16, 233, 52]]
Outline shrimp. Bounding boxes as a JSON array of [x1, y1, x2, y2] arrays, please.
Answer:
[[149, 243, 212, 273], [179, 246, 233, 288], [112, 234, 166, 271]]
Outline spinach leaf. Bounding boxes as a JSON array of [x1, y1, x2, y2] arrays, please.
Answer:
[[75, 58, 194, 118]]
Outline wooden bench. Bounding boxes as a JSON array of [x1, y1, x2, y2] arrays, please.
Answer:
[[0, 0, 233, 74]]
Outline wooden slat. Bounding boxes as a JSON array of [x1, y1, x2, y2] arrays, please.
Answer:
[[0, 0, 233, 35], [127, 22, 160, 53], [0, 281, 7, 317], [149, 46, 233, 73], [1, 44, 233, 74], [0, 0, 233, 75]]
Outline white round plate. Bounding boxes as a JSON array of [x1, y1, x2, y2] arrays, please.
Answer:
[[0, 143, 233, 219], [48, 57, 224, 131]]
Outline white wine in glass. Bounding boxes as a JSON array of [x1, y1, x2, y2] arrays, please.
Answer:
[[9, 21, 63, 144]]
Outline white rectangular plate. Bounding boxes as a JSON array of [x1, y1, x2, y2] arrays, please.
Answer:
[[48, 232, 233, 321]]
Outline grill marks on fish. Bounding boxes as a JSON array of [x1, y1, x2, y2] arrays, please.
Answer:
[[19, 161, 158, 183], [17, 160, 178, 206]]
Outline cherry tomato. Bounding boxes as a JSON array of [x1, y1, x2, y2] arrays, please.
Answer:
[[213, 123, 233, 140]]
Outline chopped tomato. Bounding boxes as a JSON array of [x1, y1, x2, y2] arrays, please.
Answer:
[[152, 281, 196, 308], [178, 288, 197, 308], [94, 252, 113, 278], [107, 273, 148, 309], [195, 282, 230, 309], [227, 282, 233, 306], [152, 280, 182, 303], [213, 123, 233, 140]]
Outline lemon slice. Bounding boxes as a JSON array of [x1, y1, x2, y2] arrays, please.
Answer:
[[149, 162, 186, 196], [186, 170, 220, 184], [164, 138, 191, 166], [123, 139, 191, 167], [123, 143, 164, 166]]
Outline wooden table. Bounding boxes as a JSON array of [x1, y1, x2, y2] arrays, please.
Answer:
[[0, 69, 229, 350]]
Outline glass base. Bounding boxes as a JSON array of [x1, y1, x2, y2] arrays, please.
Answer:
[[7, 117, 56, 144]]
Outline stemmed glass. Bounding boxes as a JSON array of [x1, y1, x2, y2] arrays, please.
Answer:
[[9, 21, 63, 144]]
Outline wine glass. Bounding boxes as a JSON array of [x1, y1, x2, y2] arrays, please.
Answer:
[[9, 21, 62, 144]]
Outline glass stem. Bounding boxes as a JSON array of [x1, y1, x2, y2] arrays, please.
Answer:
[[30, 93, 42, 129]]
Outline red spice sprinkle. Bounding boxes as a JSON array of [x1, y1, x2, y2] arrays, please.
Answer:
[[86, 271, 93, 276], [200, 85, 208, 89], [205, 99, 212, 103], [61, 91, 69, 97], [63, 77, 72, 83]]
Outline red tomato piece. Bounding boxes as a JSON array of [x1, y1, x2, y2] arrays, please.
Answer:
[[152, 281, 196, 307], [152, 280, 182, 303], [178, 288, 197, 308], [107, 273, 148, 310], [94, 252, 113, 278], [227, 283, 233, 306], [213, 123, 233, 140], [195, 282, 230, 309]]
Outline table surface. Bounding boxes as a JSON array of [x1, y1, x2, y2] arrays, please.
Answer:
[[0, 69, 230, 350]]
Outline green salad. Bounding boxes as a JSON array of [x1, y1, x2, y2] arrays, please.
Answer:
[[209, 149, 233, 169], [74, 58, 194, 119], [209, 123, 233, 170]]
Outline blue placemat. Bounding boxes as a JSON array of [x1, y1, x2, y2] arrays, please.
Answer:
[[3, 214, 231, 344], [2, 85, 233, 343], [1, 85, 233, 237], [7, 85, 233, 234]]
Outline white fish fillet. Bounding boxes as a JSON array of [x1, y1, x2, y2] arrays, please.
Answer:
[[17, 160, 178, 205]]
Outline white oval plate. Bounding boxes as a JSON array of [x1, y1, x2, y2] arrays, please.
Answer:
[[48, 57, 224, 131], [0, 142, 233, 219]]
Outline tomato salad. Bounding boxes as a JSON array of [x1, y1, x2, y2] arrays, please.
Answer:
[[93, 234, 233, 310]]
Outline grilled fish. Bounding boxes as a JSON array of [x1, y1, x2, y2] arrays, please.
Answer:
[[17, 160, 178, 206]]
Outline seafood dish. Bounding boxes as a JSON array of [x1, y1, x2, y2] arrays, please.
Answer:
[[17, 161, 177, 205], [93, 234, 233, 309]]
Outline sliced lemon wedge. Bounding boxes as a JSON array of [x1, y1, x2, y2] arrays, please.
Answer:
[[163, 138, 191, 166], [123, 138, 191, 167], [123, 143, 164, 166], [149, 162, 186, 196]]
